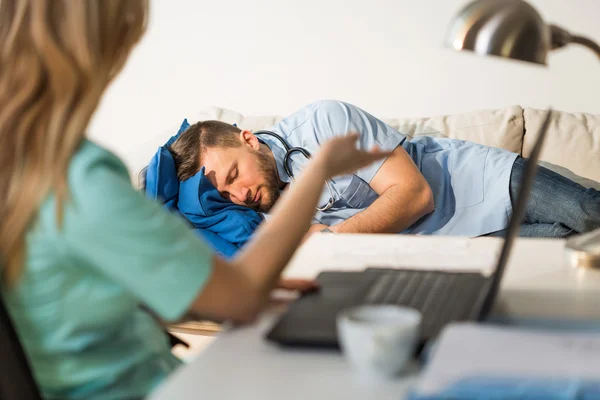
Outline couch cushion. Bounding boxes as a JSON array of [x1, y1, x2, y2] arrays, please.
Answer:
[[523, 108, 600, 183]]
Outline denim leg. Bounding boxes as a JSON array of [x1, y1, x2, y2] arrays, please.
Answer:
[[518, 223, 575, 238], [510, 157, 600, 235], [483, 223, 574, 238]]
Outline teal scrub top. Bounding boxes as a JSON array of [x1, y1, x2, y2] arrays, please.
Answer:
[[261, 100, 518, 236], [2, 140, 213, 399]]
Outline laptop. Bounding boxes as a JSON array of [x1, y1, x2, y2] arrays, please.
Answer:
[[265, 109, 554, 349]]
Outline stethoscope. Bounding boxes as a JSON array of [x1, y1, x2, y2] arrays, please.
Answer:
[[254, 130, 335, 211]]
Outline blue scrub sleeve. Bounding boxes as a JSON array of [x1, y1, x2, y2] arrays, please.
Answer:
[[310, 100, 408, 183], [61, 144, 213, 322]]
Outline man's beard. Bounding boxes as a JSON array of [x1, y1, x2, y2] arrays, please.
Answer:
[[252, 149, 281, 213]]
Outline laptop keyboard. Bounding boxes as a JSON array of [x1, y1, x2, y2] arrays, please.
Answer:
[[266, 269, 493, 348], [364, 269, 490, 338]]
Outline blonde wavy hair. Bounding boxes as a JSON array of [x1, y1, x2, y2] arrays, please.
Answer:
[[0, 0, 148, 286]]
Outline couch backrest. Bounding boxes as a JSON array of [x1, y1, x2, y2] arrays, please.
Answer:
[[195, 105, 600, 182], [194, 105, 526, 153], [382, 106, 525, 154], [131, 105, 600, 186], [522, 108, 600, 183]]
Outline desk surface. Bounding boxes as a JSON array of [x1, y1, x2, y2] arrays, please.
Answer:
[[150, 235, 600, 400]]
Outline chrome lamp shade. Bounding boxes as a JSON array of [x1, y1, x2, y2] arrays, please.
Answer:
[[445, 0, 600, 65]]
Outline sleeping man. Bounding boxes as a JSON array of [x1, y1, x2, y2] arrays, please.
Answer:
[[168, 100, 600, 239]]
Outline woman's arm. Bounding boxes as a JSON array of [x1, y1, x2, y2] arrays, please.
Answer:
[[190, 134, 390, 322]]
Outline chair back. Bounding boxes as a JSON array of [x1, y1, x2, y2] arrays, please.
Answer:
[[0, 291, 43, 400]]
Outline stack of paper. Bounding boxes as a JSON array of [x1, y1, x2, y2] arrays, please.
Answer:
[[410, 323, 600, 399]]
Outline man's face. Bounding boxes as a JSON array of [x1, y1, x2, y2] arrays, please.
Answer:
[[202, 142, 281, 213]]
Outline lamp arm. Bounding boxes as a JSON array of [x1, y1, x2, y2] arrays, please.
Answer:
[[550, 24, 600, 61], [570, 35, 600, 61]]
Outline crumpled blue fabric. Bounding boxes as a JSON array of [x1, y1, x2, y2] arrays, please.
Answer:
[[144, 119, 264, 258], [408, 376, 600, 400]]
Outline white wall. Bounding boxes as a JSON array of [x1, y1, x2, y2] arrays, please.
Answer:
[[88, 0, 600, 172]]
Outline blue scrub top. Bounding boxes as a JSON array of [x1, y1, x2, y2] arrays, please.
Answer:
[[260, 100, 518, 237]]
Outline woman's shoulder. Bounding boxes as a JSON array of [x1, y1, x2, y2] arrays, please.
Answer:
[[33, 140, 133, 247], [69, 139, 130, 183]]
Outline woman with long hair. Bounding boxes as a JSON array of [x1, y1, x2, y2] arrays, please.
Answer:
[[0, 1, 388, 398]]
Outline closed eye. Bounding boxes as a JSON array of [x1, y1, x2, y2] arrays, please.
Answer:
[[227, 166, 239, 185]]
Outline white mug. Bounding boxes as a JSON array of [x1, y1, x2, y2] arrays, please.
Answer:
[[337, 305, 422, 380]]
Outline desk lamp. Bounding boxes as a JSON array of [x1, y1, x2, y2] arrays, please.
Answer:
[[445, 0, 600, 269], [445, 0, 600, 64]]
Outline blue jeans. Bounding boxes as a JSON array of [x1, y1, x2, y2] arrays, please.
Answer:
[[486, 157, 600, 238]]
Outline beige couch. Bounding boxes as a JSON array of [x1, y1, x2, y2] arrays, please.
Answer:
[[133, 105, 600, 188]]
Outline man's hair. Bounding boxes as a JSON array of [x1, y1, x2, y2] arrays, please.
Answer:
[[168, 120, 242, 181]]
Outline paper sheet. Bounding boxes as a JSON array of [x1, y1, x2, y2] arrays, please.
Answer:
[[285, 234, 500, 278], [414, 323, 600, 396]]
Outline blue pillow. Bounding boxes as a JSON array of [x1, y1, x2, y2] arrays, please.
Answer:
[[144, 118, 263, 257], [145, 147, 179, 210], [144, 118, 191, 209], [178, 167, 263, 248], [193, 229, 239, 258], [167, 118, 190, 146]]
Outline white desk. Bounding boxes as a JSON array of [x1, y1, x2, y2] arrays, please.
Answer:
[[150, 235, 600, 400]]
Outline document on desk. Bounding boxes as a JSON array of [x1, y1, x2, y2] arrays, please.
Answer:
[[410, 323, 600, 400], [284, 235, 502, 279], [317, 236, 499, 272]]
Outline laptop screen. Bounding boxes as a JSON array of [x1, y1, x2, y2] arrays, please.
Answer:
[[478, 108, 554, 319]]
